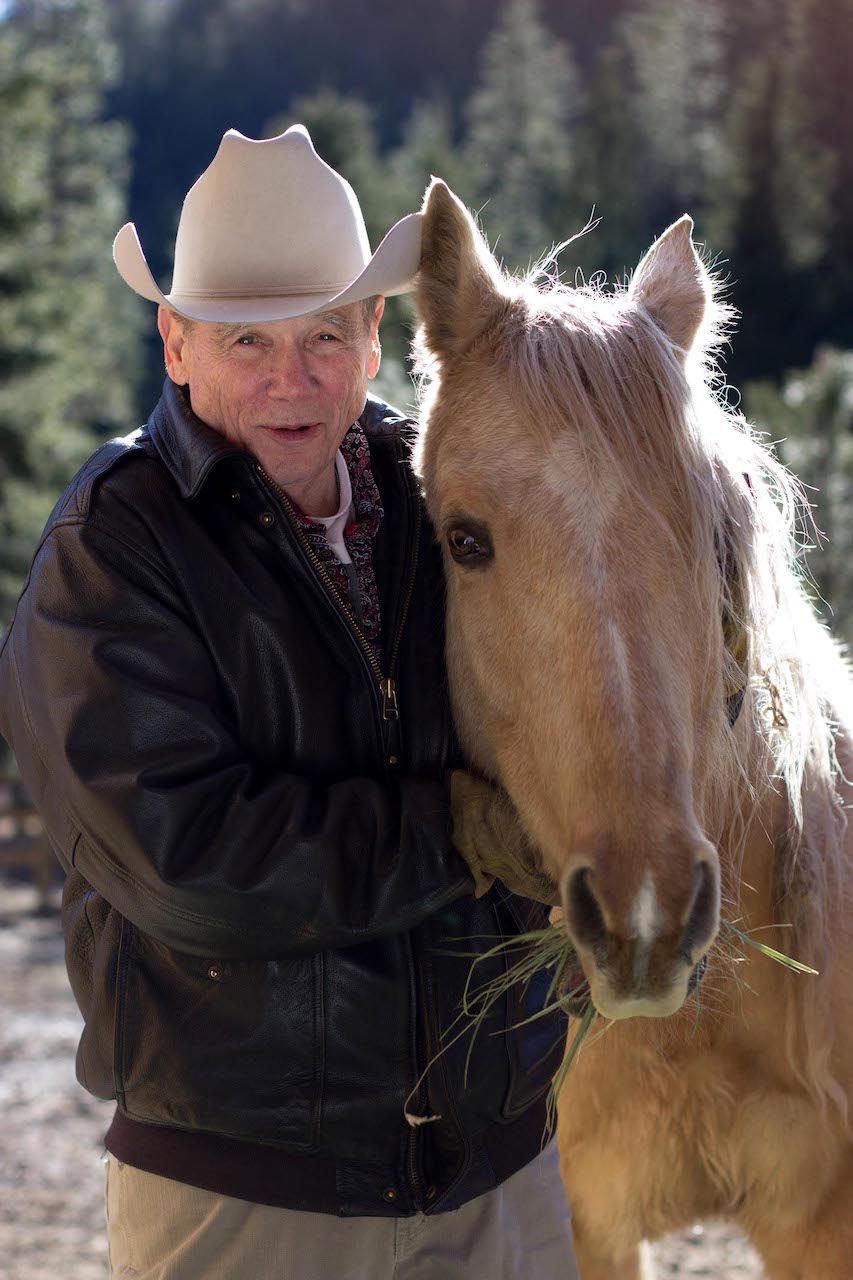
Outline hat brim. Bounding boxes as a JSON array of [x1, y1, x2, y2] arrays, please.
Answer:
[[113, 213, 422, 323]]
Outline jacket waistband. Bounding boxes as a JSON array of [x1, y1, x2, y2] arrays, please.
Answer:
[[105, 1099, 549, 1218]]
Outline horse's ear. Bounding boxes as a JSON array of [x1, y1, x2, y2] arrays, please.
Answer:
[[416, 178, 507, 361], [628, 215, 711, 357]]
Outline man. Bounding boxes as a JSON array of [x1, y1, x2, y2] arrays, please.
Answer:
[[0, 125, 578, 1278]]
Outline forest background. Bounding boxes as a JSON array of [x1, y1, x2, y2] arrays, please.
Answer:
[[1, 0, 852, 660]]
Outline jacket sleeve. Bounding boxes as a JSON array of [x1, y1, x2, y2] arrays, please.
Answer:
[[0, 517, 472, 959]]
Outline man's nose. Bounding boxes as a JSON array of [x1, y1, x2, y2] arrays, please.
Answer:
[[265, 345, 316, 395]]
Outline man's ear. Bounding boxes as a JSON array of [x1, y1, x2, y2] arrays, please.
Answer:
[[158, 306, 190, 384], [416, 178, 509, 363], [367, 296, 385, 380]]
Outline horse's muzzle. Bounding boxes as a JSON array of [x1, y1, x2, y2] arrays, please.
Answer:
[[559, 952, 708, 1020]]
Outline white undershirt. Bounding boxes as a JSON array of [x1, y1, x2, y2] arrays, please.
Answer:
[[303, 451, 354, 564]]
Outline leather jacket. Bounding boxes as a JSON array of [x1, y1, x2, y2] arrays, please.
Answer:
[[0, 381, 565, 1216]]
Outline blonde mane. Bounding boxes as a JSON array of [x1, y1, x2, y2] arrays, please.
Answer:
[[416, 260, 852, 1115]]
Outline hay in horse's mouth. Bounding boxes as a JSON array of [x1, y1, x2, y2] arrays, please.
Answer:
[[433, 923, 813, 1142], [443, 923, 816, 1139], [453, 924, 601, 1137]]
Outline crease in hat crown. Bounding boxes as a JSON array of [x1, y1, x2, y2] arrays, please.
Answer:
[[113, 123, 422, 323]]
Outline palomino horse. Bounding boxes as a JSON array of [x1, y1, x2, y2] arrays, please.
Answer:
[[413, 179, 853, 1279]]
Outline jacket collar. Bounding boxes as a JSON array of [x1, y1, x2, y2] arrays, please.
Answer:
[[146, 378, 413, 502], [146, 379, 243, 500]]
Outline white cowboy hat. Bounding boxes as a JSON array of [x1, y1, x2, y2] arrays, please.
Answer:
[[113, 124, 422, 323]]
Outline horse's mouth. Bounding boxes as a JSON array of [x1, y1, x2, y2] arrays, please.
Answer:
[[558, 956, 592, 1017], [559, 953, 709, 1018]]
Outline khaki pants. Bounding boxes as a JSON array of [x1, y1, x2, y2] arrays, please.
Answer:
[[104, 1142, 580, 1279]]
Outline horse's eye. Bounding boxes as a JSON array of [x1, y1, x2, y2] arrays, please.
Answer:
[[446, 527, 493, 565]]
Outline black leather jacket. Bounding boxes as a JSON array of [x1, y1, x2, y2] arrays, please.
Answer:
[[0, 382, 565, 1216]]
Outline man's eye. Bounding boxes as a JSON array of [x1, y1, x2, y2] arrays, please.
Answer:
[[317, 332, 340, 343], [236, 334, 258, 346]]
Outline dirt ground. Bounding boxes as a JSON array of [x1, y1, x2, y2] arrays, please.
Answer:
[[0, 877, 765, 1279]]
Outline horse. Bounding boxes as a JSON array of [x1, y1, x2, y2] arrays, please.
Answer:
[[411, 178, 853, 1279]]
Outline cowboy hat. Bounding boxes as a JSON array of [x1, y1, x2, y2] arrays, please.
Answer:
[[113, 124, 422, 323]]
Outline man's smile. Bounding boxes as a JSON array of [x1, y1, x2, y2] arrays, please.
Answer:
[[260, 422, 322, 440]]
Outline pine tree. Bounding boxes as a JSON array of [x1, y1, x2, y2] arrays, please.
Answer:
[[463, 0, 581, 268], [701, 0, 836, 381], [385, 99, 467, 224], [769, 0, 834, 272], [745, 349, 853, 645], [378, 98, 469, 405], [622, 0, 728, 229], [570, 42, 652, 285], [805, 0, 853, 349], [707, 0, 833, 272], [0, 0, 142, 621]]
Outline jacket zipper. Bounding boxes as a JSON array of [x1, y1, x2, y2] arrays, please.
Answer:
[[253, 461, 422, 725], [407, 1112, 425, 1209], [257, 458, 428, 1206]]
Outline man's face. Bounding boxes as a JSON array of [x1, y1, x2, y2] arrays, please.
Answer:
[[159, 299, 384, 515]]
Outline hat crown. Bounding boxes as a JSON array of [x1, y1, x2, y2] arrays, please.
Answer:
[[171, 126, 371, 298]]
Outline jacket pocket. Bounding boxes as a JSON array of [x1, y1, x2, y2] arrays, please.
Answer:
[[115, 924, 323, 1149], [61, 872, 123, 1100]]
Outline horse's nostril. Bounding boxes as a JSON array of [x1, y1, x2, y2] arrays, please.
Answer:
[[565, 866, 608, 954], [680, 860, 719, 962]]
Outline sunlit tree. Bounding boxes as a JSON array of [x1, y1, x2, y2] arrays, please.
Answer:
[[385, 99, 468, 224], [622, 0, 728, 228], [464, 0, 581, 267], [746, 348, 853, 645], [707, 0, 833, 271], [804, 0, 853, 350], [0, 0, 142, 621], [570, 42, 651, 285]]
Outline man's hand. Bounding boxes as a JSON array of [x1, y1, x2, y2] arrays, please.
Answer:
[[449, 771, 559, 904]]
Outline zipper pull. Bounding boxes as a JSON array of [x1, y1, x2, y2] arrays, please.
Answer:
[[381, 676, 399, 720]]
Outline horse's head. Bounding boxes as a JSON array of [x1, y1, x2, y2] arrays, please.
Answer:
[[415, 181, 754, 1021]]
